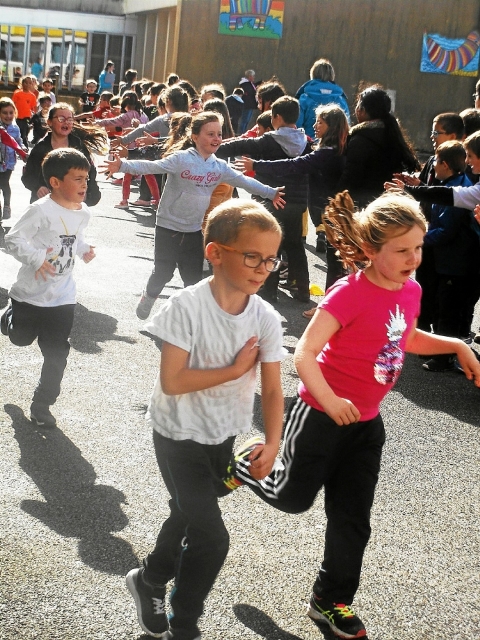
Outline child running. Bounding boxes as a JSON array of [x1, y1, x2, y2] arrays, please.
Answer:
[[0, 97, 28, 221], [1, 149, 96, 428], [227, 190, 480, 639], [104, 111, 285, 319], [125, 199, 285, 640]]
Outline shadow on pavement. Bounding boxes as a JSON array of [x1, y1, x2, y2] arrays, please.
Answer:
[[233, 603, 306, 639], [5, 403, 138, 575], [70, 303, 136, 354], [395, 353, 480, 427]]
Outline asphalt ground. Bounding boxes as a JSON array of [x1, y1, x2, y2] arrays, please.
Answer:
[[1, 162, 479, 640]]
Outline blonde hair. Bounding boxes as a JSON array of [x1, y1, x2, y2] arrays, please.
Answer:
[[324, 191, 426, 271], [204, 199, 281, 246]]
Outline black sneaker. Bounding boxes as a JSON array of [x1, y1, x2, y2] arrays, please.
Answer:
[[307, 595, 367, 638], [30, 403, 57, 428], [316, 232, 327, 253], [126, 567, 168, 638], [1, 306, 10, 336], [422, 357, 455, 372]]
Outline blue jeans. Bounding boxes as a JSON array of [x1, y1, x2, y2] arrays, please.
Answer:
[[238, 108, 253, 134]]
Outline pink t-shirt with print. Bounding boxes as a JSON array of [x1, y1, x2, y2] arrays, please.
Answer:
[[298, 271, 421, 421]]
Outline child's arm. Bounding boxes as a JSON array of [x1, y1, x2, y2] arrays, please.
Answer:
[[103, 153, 175, 177], [405, 324, 480, 386], [247, 361, 284, 480], [234, 148, 329, 176], [294, 308, 362, 425], [160, 336, 260, 395]]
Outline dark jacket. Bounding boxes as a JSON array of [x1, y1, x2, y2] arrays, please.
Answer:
[[216, 129, 312, 208], [250, 146, 345, 226], [21, 132, 101, 207], [424, 173, 478, 276], [338, 120, 413, 207]]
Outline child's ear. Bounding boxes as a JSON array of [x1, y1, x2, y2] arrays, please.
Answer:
[[362, 242, 377, 261], [48, 176, 60, 189], [205, 242, 222, 265]]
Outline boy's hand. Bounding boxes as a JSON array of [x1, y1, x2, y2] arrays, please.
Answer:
[[233, 336, 259, 378], [392, 172, 420, 187], [36, 186, 50, 199], [35, 259, 56, 281], [136, 133, 157, 147], [384, 178, 406, 191], [233, 156, 254, 173], [322, 395, 361, 425], [247, 442, 278, 480], [272, 187, 286, 210], [102, 155, 122, 175], [109, 138, 121, 149], [474, 204, 480, 225], [82, 246, 96, 263]]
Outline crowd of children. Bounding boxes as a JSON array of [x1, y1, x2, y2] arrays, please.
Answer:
[[2, 66, 480, 640]]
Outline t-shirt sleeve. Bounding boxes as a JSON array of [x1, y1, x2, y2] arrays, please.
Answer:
[[143, 295, 193, 352], [257, 303, 287, 363], [319, 277, 358, 327]]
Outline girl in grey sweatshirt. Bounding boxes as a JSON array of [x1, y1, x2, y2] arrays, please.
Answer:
[[105, 111, 285, 319]]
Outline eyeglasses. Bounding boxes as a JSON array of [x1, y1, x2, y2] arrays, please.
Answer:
[[52, 116, 74, 124], [430, 130, 447, 138], [472, 93, 480, 99], [216, 243, 281, 272]]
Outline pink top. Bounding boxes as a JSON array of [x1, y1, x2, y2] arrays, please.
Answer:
[[299, 271, 421, 421]]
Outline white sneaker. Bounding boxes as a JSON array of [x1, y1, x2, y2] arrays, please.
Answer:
[[136, 291, 157, 320]]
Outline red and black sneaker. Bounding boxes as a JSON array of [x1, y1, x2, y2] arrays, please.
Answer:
[[307, 594, 367, 638]]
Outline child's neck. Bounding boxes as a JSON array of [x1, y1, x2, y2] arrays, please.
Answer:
[[208, 276, 250, 315], [50, 192, 82, 211]]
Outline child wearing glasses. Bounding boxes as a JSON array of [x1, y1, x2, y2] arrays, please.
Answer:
[[105, 111, 285, 320], [124, 199, 285, 640], [22, 103, 107, 206]]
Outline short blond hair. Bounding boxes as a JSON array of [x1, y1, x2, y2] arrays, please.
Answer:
[[204, 199, 281, 246]]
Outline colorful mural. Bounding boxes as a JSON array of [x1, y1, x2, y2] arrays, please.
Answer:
[[420, 30, 480, 76], [218, 0, 284, 39]]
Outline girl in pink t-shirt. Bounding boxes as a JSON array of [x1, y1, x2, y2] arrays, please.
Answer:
[[232, 190, 480, 640]]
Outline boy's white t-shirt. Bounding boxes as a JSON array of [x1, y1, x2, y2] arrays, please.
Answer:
[[5, 195, 91, 306], [144, 279, 286, 445]]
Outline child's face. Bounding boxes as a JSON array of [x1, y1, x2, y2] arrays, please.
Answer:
[[0, 105, 16, 125], [256, 124, 268, 136], [100, 98, 110, 108], [42, 81, 53, 92], [40, 99, 52, 111], [191, 120, 222, 158], [433, 155, 452, 181], [212, 227, 281, 297], [314, 116, 329, 140], [50, 167, 89, 209], [86, 83, 97, 94], [466, 149, 480, 174], [430, 120, 455, 151], [22, 78, 33, 90], [48, 109, 74, 137], [364, 225, 424, 291]]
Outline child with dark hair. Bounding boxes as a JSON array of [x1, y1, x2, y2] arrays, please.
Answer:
[[31, 94, 52, 144], [79, 79, 100, 113], [1, 148, 96, 428]]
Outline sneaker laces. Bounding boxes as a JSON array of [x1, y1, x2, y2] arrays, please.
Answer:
[[152, 597, 165, 615], [333, 603, 356, 619]]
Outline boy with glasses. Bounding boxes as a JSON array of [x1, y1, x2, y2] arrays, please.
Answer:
[[125, 199, 285, 640]]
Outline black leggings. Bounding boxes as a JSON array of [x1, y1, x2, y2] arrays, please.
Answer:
[[0, 169, 13, 207], [237, 396, 385, 604]]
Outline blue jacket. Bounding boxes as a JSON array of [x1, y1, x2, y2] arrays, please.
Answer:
[[295, 79, 350, 137], [0, 122, 24, 172], [424, 172, 478, 276]]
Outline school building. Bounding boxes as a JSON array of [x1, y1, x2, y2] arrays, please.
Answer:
[[0, 0, 478, 149]]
